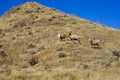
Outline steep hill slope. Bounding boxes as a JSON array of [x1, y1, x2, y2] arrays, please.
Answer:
[[0, 2, 120, 80]]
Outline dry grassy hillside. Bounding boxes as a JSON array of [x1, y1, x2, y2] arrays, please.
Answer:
[[0, 2, 120, 80]]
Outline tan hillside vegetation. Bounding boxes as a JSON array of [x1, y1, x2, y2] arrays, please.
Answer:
[[0, 2, 120, 80]]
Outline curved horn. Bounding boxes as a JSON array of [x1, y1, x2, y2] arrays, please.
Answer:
[[57, 33, 61, 38]]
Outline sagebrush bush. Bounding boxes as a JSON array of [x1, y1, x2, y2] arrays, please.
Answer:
[[13, 20, 26, 28], [58, 52, 67, 58], [29, 56, 38, 66], [112, 50, 120, 57], [0, 50, 7, 57]]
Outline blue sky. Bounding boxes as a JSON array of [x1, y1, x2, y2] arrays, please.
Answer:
[[0, 0, 120, 29]]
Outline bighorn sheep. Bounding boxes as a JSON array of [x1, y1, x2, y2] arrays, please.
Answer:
[[58, 31, 72, 41], [69, 32, 82, 43], [89, 38, 100, 49]]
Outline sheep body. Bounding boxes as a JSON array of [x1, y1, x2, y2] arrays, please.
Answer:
[[89, 38, 100, 49], [69, 34, 82, 43]]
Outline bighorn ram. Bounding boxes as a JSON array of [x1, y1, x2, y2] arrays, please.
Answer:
[[58, 32, 72, 41], [89, 38, 100, 49], [69, 32, 82, 43]]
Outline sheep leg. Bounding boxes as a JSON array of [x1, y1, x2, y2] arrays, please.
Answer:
[[78, 39, 81, 44], [97, 44, 101, 49], [93, 45, 96, 49], [93, 44, 101, 49]]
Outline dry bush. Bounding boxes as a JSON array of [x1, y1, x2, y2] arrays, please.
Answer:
[[3, 6, 20, 17], [74, 63, 89, 69], [38, 46, 45, 51], [37, 7, 41, 10], [25, 10, 34, 13], [48, 18, 53, 21], [13, 20, 26, 28], [41, 10, 45, 13], [56, 47, 64, 51], [28, 31, 33, 35], [100, 61, 111, 68], [0, 50, 7, 57], [0, 69, 11, 75], [0, 29, 3, 34], [27, 43, 36, 49], [112, 50, 120, 57], [58, 52, 67, 58], [0, 44, 3, 48], [44, 64, 51, 70], [0, 31, 5, 37], [29, 56, 38, 66], [10, 7, 20, 13]]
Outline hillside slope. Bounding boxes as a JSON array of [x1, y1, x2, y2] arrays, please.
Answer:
[[0, 2, 120, 80]]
